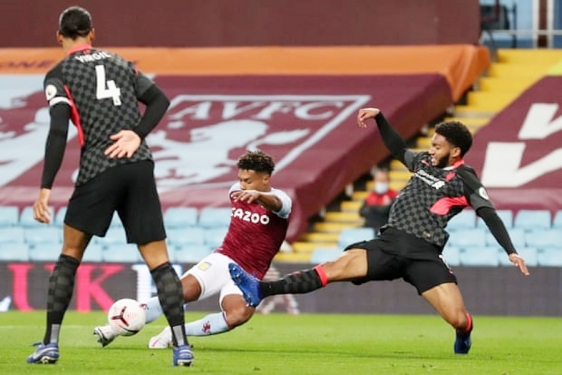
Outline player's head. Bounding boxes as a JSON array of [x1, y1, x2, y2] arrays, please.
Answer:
[[430, 121, 473, 168], [56, 6, 95, 47], [237, 150, 275, 191]]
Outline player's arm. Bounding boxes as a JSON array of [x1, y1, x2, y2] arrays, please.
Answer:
[[42, 68, 71, 190], [133, 72, 170, 139], [459, 167, 529, 275], [357, 108, 418, 171], [35, 68, 71, 223]]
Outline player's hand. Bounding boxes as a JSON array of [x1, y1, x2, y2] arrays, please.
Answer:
[[105, 130, 141, 158], [357, 108, 381, 128], [33, 188, 52, 224], [231, 190, 261, 204], [508, 253, 530, 276]]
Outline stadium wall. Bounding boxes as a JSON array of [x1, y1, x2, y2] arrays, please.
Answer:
[[0, 262, 559, 316], [1, 0, 482, 47]]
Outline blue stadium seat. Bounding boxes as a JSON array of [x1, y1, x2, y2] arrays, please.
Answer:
[[448, 228, 487, 248], [198, 207, 231, 228], [537, 248, 562, 267], [110, 212, 123, 228], [82, 243, 104, 263], [442, 245, 460, 267], [54, 206, 67, 227], [164, 207, 198, 229], [552, 210, 562, 229], [310, 248, 341, 263], [102, 244, 142, 263], [459, 246, 500, 266], [167, 227, 205, 248], [0, 206, 19, 227], [498, 247, 538, 267], [0, 242, 29, 261], [513, 210, 551, 231], [20, 206, 55, 227], [337, 227, 375, 249], [477, 209, 513, 229], [95, 227, 127, 247], [485, 228, 526, 249], [447, 209, 476, 231], [525, 229, 562, 250], [203, 227, 228, 249], [174, 244, 214, 263], [24, 226, 61, 245], [0, 226, 25, 244], [28, 243, 61, 262]]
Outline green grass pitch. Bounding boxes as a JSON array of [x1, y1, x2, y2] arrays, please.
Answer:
[[1, 311, 561, 374]]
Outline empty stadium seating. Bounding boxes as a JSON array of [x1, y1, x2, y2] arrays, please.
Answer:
[[0, 205, 560, 267]]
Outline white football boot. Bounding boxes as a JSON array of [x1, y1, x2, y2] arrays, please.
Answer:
[[93, 325, 117, 347], [148, 326, 172, 349]]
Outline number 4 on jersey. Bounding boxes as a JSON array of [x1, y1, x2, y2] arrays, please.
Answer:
[[95, 65, 122, 106]]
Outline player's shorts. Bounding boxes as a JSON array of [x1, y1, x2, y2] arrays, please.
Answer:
[[344, 227, 457, 294], [182, 252, 243, 307], [65, 160, 166, 245]]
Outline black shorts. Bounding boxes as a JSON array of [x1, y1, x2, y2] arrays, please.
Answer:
[[344, 227, 457, 294], [65, 160, 166, 245]]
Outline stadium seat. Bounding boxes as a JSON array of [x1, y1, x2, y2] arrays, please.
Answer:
[[448, 228, 487, 248], [337, 227, 375, 249], [442, 245, 460, 266], [552, 210, 562, 229], [167, 227, 206, 248], [19, 205, 55, 227], [477, 209, 513, 229], [198, 207, 232, 228], [203, 227, 228, 249], [174, 244, 214, 263], [537, 248, 562, 267], [310, 248, 341, 263], [24, 226, 61, 245], [102, 244, 143, 263], [0, 242, 29, 261], [0, 226, 25, 245], [447, 209, 476, 231], [164, 207, 198, 229], [82, 243, 104, 263], [28, 243, 62, 262], [95, 227, 127, 247], [525, 229, 562, 250], [0, 205, 19, 227], [498, 247, 538, 267], [54, 206, 67, 227], [110, 212, 123, 228], [513, 210, 551, 231], [459, 246, 500, 266], [485, 228, 526, 249]]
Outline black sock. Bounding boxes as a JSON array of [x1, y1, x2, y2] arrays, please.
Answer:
[[151, 262, 188, 347], [43, 254, 80, 344], [260, 266, 326, 297]]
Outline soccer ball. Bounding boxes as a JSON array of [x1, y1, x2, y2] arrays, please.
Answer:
[[107, 298, 146, 336]]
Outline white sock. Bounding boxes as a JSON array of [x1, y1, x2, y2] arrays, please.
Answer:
[[185, 312, 230, 336], [142, 296, 164, 324]]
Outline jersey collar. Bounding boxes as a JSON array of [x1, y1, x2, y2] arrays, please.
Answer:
[[67, 44, 92, 56], [443, 159, 465, 170]]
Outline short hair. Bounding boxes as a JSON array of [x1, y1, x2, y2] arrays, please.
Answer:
[[237, 150, 275, 175], [435, 121, 473, 157], [58, 6, 93, 39]]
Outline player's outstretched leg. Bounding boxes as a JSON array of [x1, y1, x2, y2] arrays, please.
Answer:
[[229, 263, 263, 307], [26, 342, 59, 364], [93, 325, 117, 347], [454, 313, 473, 354]]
